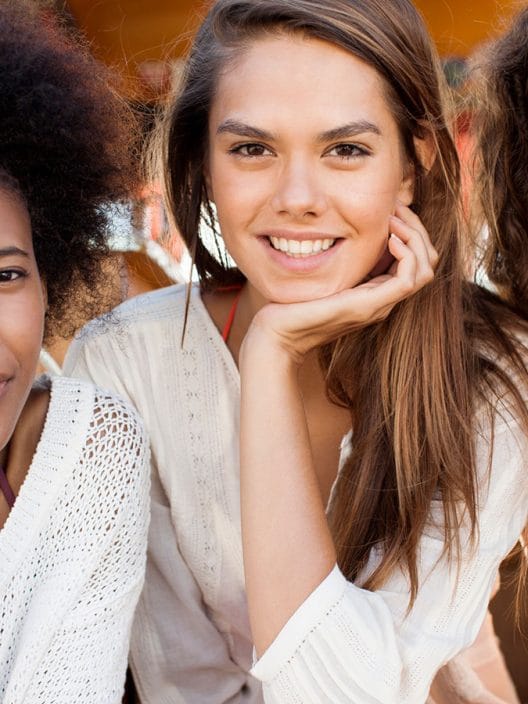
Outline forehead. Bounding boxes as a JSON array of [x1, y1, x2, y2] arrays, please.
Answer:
[[211, 33, 396, 134], [0, 188, 32, 250]]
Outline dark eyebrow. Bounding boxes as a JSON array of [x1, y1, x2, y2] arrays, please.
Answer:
[[0, 246, 29, 258], [216, 119, 382, 143], [216, 119, 275, 141], [317, 121, 382, 143]]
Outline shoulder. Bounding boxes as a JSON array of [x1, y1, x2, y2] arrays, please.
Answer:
[[75, 283, 193, 342], [472, 330, 528, 515], [66, 283, 214, 367], [90, 383, 148, 446], [50, 374, 149, 476], [477, 325, 528, 419], [63, 283, 236, 410]]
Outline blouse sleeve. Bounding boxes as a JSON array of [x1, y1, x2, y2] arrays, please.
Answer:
[[64, 320, 138, 407], [251, 402, 528, 704]]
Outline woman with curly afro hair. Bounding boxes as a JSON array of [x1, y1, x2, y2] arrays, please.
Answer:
[[0, 2, 150, 702]]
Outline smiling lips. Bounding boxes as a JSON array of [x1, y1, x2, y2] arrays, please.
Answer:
[[268, 236, 337, 258]]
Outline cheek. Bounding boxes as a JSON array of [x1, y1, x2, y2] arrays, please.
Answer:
[[12, 295, 45, 361], [0, 302, 44, 450], [21, 322, 45, 373], [211, 169, 268, 250], [332, 171, 404, 271], [332, 177, 400, 281], [27, 305, 45, 340], [336, 172, 401, 228]]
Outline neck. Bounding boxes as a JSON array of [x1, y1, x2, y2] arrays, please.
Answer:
[[0, 443, 8, 469], [201, 281, 268, 366], [202, 280, 321, 372], [236, 282, 267, 331]]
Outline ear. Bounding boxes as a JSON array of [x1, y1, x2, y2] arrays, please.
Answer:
[[414, 127, 436, 172], [397, 159, 414, 206], [396, 129, 437, 206]]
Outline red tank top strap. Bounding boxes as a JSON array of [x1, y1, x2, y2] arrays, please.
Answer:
[[221, 288, 243, 343], [0, 467, 15, 509]]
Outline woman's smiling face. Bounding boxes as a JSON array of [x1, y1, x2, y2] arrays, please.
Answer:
[[207, 33, 415, 304], [0, 189, 45, 456]]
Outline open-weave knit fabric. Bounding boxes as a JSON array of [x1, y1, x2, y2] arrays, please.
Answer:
[[0, 376, 150, 703]]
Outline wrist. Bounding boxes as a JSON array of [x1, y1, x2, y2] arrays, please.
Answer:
[[239, 323, 302, 376]]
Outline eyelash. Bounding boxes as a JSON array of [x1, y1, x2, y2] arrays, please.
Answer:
[[0, 268, 27, 284], [228, 143, 273, 158], [228, 142, 370, 160], [326, 143, 370, 159]]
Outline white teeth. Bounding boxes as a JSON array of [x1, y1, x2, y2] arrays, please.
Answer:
[[269, 237, 336, 257]]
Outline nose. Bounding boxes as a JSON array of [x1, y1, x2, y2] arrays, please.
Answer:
[[270, 156, 327, 218]]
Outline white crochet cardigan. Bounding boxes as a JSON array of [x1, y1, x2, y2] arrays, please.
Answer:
[[0, 376, 150, 704], [64, 285, 528, 704]]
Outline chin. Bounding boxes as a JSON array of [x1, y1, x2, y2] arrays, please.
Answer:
[[263, 280, 354, 305]]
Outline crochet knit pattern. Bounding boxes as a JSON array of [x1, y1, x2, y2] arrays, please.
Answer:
[[0, 376, 150, 704]]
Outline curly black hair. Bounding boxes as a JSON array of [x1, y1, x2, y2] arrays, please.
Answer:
[[0, 1, 137, 338]]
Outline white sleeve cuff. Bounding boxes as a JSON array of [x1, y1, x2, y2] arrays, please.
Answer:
[[250, 564, 348, 682]]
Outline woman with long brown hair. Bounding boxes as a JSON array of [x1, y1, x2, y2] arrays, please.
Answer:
[[65, 0, 528, 701]]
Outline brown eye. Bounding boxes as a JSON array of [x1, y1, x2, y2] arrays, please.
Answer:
[[230, 143, 273, 157], [327, 143, 368, 159], [0, 269, 25, 283]]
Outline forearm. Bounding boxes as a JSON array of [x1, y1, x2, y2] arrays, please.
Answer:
[[239, 335, 336, 656]]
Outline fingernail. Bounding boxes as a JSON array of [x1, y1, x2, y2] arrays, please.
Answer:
[[389, 233, 404, 244]]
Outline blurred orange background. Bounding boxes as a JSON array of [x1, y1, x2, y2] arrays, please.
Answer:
[[63, 0, 526, 96]]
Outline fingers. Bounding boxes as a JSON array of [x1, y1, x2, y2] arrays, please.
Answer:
[[358, 230, 428, 315], [389, 216, 434, 282], [249, 205, 439, 359], [290, 208, 437, 334], [393, 202, 439, 269], [387, 233, 420, 295], [389, 208, 436, 289]]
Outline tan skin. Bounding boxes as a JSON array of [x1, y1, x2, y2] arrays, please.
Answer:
[[0, 189, 48, 529], [203, 288, 351, 507], [203, 35, 419, 507], [202, 37, 433, 619]]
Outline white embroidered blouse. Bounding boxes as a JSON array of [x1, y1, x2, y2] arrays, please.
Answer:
[[64, 284, 528, 704]]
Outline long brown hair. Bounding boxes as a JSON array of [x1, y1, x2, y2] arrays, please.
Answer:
[[159, 0, 528, 605]]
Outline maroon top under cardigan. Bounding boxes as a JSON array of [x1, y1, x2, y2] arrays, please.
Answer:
[[0, 467, 15, 508]]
